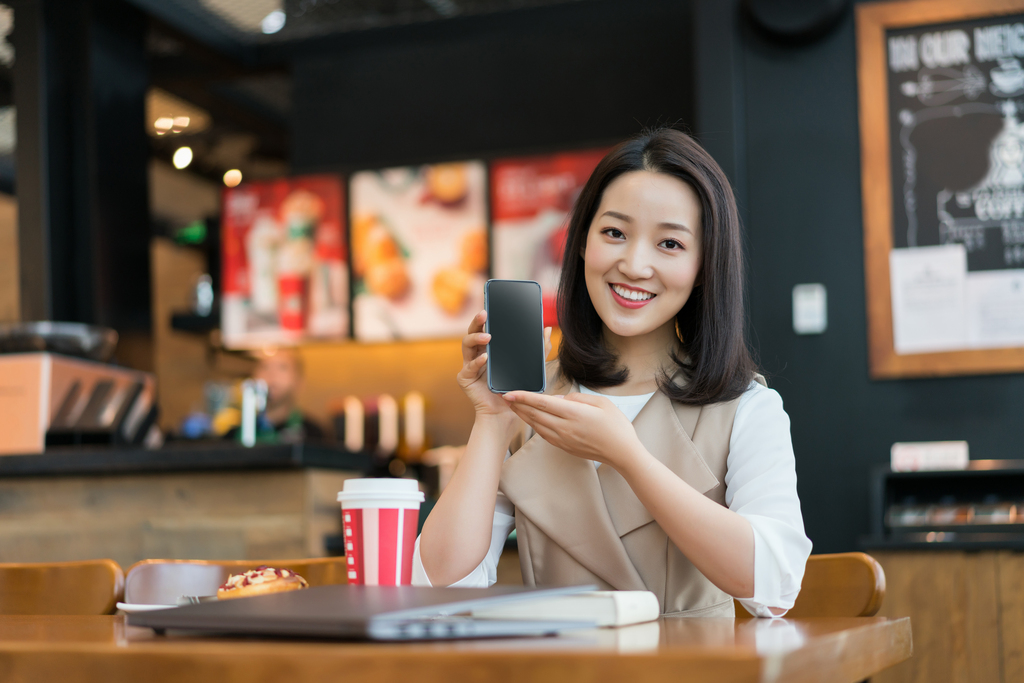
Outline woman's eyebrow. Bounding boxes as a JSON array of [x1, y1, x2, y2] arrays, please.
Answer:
[[659, 222, 693, 235], [600, 211, 693, 235], [600, 210, 632, 222]]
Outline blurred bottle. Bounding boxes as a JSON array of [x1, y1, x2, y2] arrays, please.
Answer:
[[340, 396, 365, 453], [240, 379, 269, 447], [399, 391, 427, 461], [377, 394, 399, 457], [193, 274, 215, 317]]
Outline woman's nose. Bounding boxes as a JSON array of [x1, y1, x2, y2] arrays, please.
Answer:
[[618, 243, 654, 280]]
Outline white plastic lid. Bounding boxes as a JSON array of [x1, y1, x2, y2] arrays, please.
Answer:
[[337, 477, 425, 503]]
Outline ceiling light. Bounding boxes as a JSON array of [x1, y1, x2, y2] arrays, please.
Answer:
[[261, 10, 285, 34], [154, 117, 174, 131], [223, 169, 243, 187], [172, 146, 193, 170], [173, 116, 190, 128]]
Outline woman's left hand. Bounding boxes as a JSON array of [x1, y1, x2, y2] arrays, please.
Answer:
[[502, 391, 644, 470]]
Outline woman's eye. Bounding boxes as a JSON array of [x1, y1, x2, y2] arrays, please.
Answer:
[[660, 239, 683, 250], [602, 228, 625, 239]]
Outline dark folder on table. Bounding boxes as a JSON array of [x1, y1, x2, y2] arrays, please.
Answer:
[[127, 584, 597, 641]]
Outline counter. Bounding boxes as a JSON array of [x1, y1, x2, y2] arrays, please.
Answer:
[[0, 442, 372, 478], [0, 443, 373, 570]]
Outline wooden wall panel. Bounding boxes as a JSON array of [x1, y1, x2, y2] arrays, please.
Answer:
[[999, 551, 1024, 682], [151, 237, 255, 431], [0, 192, 18, 323], [872, 551, 1001, 683], [0, 470, 355, 568]]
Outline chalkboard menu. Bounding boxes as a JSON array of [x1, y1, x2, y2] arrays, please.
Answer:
[[888, 16, 1024, 264], [857, 0, 1024, 378]]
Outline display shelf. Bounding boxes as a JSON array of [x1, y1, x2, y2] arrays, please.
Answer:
[[862, 460, 1024, 551]]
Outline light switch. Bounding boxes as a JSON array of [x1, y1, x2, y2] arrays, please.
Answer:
[[792, 283, 827, 334]]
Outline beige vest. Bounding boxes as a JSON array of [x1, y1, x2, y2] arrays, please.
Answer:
[[500, 362, 760, 617]]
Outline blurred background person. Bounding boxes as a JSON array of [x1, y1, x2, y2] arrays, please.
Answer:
[[215, 348, 325, 443]]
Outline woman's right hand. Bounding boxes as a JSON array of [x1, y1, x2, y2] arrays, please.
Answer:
[[457, 310, 511, 419], [458, 310, 553, 420]]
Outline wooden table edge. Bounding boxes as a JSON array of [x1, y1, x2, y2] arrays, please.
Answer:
[[0, 616, 913, 683]]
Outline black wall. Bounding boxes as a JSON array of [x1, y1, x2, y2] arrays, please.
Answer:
[[13, 0, 151, 329], [735, 3, 1024, 553], [288, 0, 694, 172], [289, 0, 1024, 554]]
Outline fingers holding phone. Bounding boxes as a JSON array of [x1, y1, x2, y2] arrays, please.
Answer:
[[457, 309, 511, 418]]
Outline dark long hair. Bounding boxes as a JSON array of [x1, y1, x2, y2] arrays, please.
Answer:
[[556, 128, 756, 405]]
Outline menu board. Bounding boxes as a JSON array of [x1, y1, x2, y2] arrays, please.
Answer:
[[350, 162, 488, 341], [221, 175, 348, 348], [887, 14, 1024, 353], [490, 150, 606, 327], [857, 0, 1024, 377]]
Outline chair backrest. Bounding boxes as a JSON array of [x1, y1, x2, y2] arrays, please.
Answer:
[[124, 557, 349, 605], [735, 552, 886, 618], [0, 559, 124, 615]]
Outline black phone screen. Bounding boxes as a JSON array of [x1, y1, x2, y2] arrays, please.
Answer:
[[485, 280, 546, 393]]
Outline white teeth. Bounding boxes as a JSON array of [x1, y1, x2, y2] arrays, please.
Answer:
[[611, 284, 653, 301]]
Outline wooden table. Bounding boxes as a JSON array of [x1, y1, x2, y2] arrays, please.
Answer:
[[0, 614, 910, 683]]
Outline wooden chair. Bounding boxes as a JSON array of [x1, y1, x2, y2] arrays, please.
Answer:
[[735, 552, 886, 618], [123, 557, 349, 605], [0, 559, 124, 615]]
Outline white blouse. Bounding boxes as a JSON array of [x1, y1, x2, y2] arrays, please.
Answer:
[[411, 381, 813, 618]]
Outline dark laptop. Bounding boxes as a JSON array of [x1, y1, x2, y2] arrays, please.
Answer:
[[127, 584, 598, 641]]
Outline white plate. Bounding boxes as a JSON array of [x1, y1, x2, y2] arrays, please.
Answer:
[[116, 602, 176, 613]]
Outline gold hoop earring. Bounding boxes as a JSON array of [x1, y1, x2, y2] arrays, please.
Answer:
[[674, 318, 684, 343]]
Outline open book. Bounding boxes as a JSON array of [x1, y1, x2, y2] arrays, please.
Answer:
[[471, 590, 660, 627]]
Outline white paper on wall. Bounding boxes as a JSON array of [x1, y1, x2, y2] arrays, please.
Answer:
[[965, 268, 1024, 348], [889, 244, 968, 354]]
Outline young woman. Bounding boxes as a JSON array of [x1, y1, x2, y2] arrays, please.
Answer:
[[413, 128, 812, 617]]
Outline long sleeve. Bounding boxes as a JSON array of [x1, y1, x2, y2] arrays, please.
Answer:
[[411, 487, 516, 587], [725, 382, 813, 617]]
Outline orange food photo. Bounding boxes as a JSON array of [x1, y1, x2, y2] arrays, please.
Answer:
[[425, 163, 469, 205], [432, 266, 471, 315], [459, 229, 489, 273], [366, 258, 411, 300]]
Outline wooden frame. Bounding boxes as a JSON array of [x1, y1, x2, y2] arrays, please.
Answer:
[[857, 0, 1024, 378]]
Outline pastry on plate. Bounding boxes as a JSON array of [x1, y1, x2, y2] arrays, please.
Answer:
[[217, 566, 309, 600]]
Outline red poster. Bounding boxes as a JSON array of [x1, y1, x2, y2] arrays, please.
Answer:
[[221, 175, 347, 347], [490, 149, 607, 326]]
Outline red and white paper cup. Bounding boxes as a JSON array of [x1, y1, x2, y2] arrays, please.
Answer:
[[338, 478, 424, 586]]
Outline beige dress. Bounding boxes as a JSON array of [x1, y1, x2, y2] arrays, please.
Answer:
[[500, 362, 764, 617]]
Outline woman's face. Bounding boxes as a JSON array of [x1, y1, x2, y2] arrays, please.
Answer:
[[582, 170, 703, 340]]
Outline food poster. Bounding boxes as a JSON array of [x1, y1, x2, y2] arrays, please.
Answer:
[[350, 161, 489, 341], [490, 149, 607, 327], [221, 175, 348, 347]]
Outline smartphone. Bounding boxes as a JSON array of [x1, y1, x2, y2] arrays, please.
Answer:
[[484, 279, 547, 394]]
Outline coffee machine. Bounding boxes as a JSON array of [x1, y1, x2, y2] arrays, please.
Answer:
[[0, 323, 157, 455]]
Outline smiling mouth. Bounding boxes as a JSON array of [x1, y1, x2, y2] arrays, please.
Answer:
[[609, 283, 656, 305]]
